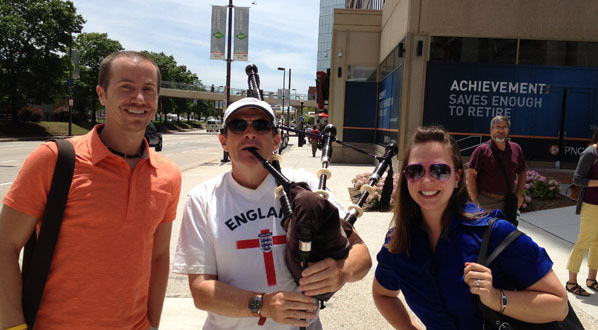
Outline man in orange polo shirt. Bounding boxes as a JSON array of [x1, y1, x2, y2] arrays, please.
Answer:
[[0, 51, 182, 330]]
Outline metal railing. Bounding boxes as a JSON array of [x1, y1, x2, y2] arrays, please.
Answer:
[[161, 81, 310, 101], [457, 135, 483, 153]]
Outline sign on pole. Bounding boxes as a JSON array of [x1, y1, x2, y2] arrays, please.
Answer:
[[71, 49, 80, 79], [277, 89, 290, 104], [210, 5, 227, 60], [233, 7, 249, 61]]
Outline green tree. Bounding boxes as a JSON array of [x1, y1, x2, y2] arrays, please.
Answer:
[[142, 51, 206, 120], [0, 0, 85, 121], [73, 32, 123, 123]]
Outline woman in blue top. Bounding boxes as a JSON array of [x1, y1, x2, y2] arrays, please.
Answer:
[[372, 126, 568, 329]]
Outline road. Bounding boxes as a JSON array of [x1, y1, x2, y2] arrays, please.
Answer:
[[0, 141, 40, 199], [0, 130, 223, 200]]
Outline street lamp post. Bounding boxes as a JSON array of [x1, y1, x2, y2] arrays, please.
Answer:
[[292, 88, 296, 125], [277, 67, 285, 125], [287, 68, 291, 127]]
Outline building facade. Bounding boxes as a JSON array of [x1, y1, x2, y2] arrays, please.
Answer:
[[317, 0, 347, 72], [329, 0, 598, 165], [317, 0, 385, 72]]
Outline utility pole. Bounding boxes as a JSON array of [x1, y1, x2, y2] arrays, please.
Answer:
[[67, 39, 73, 136], [221, 0, 233, 162], [288, 68, 291, 126], [277, 67, 286, 125], [226, 0, 233, 108]]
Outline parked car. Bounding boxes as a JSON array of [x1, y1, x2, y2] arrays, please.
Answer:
[[144, 122, 163, 151], [278, 131, 290, 153], [206, 119, 222, 133]]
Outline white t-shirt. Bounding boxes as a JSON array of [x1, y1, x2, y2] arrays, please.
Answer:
[[173, 168, 345, 330]]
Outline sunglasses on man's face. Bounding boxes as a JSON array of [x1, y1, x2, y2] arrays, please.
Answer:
[[403, 162, 454, 182], [226, 119, 274, 133]]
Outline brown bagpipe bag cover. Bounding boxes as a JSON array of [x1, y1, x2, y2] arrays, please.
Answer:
[[282, 182, 363, 301]]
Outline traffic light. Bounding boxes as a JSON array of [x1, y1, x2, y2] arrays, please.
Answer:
[[316, 71, 329, 110]]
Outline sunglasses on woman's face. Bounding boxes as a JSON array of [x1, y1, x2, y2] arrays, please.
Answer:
[[403, 162, 454, 182], [226, 119, 274, 133]]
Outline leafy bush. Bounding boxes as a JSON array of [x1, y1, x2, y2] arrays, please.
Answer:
[[30, 108, 43, 122], [52, 108, 69, 122], [17, 107, 44, 122], [351, 172, 400, 209], [521, 170, 561, 209], [17, 107, 33, 122]]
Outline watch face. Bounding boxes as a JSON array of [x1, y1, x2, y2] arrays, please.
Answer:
[[249, 295, 262, 313]]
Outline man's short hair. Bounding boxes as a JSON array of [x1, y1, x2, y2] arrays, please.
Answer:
[[98, 51, 161, 93], [490, 115, 510, 129]]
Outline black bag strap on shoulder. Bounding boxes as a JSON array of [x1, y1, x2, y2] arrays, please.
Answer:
[[486, 142, 513, 194], [478, 218, 523, 266], [21, 139, 75, 328]]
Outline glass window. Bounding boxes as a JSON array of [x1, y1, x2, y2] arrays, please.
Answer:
[[380, 51, 394, 78], [430, 37, 516, 64], [379, 40, 404, 79], [519, 40, 598, 67], [347, 65, 377, 82], [394, 43, 403, 66]]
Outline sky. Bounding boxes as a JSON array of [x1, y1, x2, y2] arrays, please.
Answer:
[[71, 0, 321, 95]]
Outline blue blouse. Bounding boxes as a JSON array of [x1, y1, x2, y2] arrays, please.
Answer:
[[375, 203, 553, 330]]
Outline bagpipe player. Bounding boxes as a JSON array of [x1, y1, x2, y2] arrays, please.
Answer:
[[173, 97, 372, 329]]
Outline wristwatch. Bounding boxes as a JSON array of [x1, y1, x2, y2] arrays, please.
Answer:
[[249, 293, 264, 316], [499, 289, 508, 314], [249, 293, 267, 326]]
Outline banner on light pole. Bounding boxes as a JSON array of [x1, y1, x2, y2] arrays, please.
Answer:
[[71, 49, 80, 79], [233, 7, 249, 61], [210, 5, 227, 60]]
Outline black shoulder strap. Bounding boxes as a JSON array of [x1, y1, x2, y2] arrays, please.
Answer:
[[478, 217, 523, 266], [477, 217, 497, 265], [22, 139, 75, 328], [486, 142, 513, 193]]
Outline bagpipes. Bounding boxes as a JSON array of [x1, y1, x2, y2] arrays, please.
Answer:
[[282, 120, 398, 225], [243, 64, 397, 310]]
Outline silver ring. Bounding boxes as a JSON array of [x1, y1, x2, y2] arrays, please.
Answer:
[[475, 279, 480, 287]]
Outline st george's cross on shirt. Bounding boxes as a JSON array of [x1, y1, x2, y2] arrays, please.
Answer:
[[236, 228, 287, 286]]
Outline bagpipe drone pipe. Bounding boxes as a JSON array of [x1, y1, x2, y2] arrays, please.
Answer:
[[281, 125, 398, 225], [244, 64, 397, 306], [244, 64, 358, 307]]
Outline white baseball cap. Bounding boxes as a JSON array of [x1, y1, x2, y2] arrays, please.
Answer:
[[223, 97, 277, 125]]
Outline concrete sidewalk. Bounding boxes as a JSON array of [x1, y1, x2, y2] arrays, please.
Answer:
[[160, 142, 598, 329]]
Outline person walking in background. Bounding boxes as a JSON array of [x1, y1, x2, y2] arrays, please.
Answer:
[[305, 124, 313, 135], [566, 130, 598, 296], [0, 51, 182, 330], [466, 115, 527, 222], [309, 126, 321, 158], [304, 125, 313, 150], [372, 126, 567, 329]]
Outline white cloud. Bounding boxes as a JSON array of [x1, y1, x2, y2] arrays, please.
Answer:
[[72, 0, 320, 94]]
